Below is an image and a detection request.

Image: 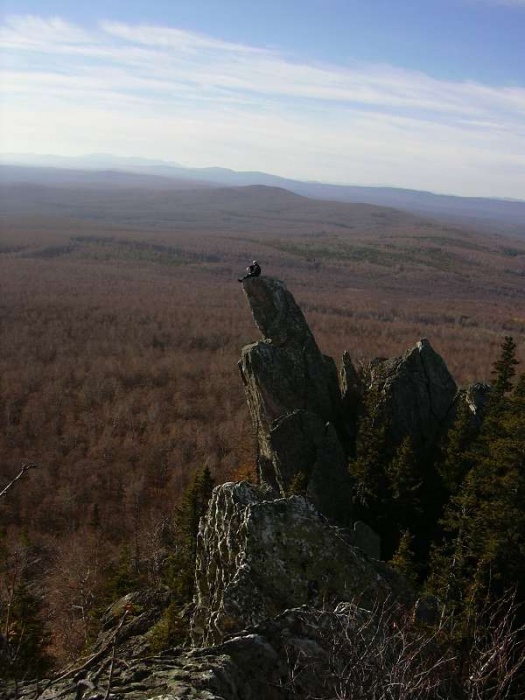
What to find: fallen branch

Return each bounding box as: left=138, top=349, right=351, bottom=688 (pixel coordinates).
left=104, top=609, right=129, bottom=700
left=0, top=464, right=38, bottom=501
left=35, top=608, right=130, bottom=699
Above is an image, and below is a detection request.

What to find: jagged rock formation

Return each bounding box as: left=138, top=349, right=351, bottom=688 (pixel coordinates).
left=368, top=338, right=458, bottom=449
left=238, top=278, right=461, bottom=519
left=238, top=276, right=351, bottom=520
left=9, top=479, right=408, bottom=700
left=464, top=381, right=491, bottom=423
left=340, top=349, right=363, bottom=442
left=191, top=482, right=402, bottom=648
left=268, top=409, right=350, bottom=520
left=10, top=277, right=485, bottom=700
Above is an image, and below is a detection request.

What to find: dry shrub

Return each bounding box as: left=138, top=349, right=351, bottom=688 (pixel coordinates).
left=285, top=595, right=525, bottom=700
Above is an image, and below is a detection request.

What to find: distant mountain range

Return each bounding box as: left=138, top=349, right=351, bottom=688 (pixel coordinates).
left=1, top=154, right=524, bottom=234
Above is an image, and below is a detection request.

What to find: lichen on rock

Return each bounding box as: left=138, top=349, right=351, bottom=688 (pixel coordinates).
left=191, top=482, right=393, bottom=647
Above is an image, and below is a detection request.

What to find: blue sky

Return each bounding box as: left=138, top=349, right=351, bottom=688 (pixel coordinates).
left=1, top=0, right=524, bottom=198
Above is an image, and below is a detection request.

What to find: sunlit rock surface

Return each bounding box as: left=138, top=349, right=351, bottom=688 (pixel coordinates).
left=6, top=605, right=405, bottom=700
left=191, top=482, right=394, bottom=648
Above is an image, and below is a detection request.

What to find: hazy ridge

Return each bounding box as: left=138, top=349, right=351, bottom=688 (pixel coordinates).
left=2, top=158, right=524, bottom=234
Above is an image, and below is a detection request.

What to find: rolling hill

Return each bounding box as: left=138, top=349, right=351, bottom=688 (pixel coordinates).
left=2, top=158, right=524, bottom=234
left=0, top=179, right=432, bottom=235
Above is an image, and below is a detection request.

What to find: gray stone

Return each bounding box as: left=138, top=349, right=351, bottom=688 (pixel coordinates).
left=9, top=605, right=419, bottom=700
left=464, top=381, right=491, bottom=420
left=239, top=339, right=340, bottom=456
left=350, top=521, right=381, bottom=560
left=369, top=339, right=457, bottom=447
left=241, top=276, right=314, bottom=347
left=238, top=277, right=348, bottom=509
left=268, top=409, right=352, bottom=523
left=191, top=482, right=393, bottom=648
left=340, top=350, right=362, bottom=442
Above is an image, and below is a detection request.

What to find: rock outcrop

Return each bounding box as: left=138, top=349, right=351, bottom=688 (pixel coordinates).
left=269, top=409, right=350, bottom=521
left=238, top=276, right=351, bottom=520
left=340, top=350, right=363, bottom=444
left=238, top=278, right=461, bottom=519
left=5, top=604, right=418, bottom=700
left=368, top=338, right=457, bottom=449
left=9, top=473, right=410, bottom=700
left=464, top=381, right=491, bottom=423
left=191, top=482, right=399, bottom=648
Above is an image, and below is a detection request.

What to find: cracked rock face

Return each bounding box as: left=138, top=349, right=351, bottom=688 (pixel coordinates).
left=238, top=277, right=351, bottom=515
left=269, top=409, right=351, bottom=522
left=369, top=339, right=457, bottom=447
left=241, top=276, right=315, bottom=347
left=191, top=482, right=393, bottom=648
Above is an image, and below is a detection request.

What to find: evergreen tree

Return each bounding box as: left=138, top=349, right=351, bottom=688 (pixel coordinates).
left=0, top=532, right=52, bottom=680
left=349, top=389, right=392, bottom=529
left=389, top=529, right=418, bottom=588
left=175, top=465, right=215, bottom=563
left=384, top=437, right=423, bottom=560
left=103, top=545, right=144, bottom=601
left=438, top=398, right=478, bottom=495
left=512, top=371, right=525, bottom=399
left=491, top=335, right=519, bottom=401
left=386, top=437, right=422, bottom=525
left=154, top=466, right=215, bottom=649
left=3, top=578, right=52, bottom=679
left=428, top=351, right=525, bottom=615
left=166, top=465, right=215, bottom=600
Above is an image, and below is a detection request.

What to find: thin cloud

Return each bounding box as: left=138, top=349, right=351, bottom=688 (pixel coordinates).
left=469, top=0, right=525, bottom=6
left=1, top=15, right=524, bottom=198
left=101, top=20, right=270, bottom=55
left=3, top=15, right=524, bottom=119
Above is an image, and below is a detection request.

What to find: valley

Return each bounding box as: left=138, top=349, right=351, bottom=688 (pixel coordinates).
left=1, top=174, right=525, bottom=666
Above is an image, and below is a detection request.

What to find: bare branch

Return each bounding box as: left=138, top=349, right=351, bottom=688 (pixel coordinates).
left=104, top=609, right=129, bottom=700
left=283, top=594, right=525, bottom=700
left=0, top=464, right=39, bottom=501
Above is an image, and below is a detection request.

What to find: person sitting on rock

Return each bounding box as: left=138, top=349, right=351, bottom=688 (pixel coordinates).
left=238, top=260, right=261, bottom=282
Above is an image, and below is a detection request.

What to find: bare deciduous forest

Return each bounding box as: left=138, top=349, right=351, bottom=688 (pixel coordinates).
left=1, top=187, right=525, bottom=666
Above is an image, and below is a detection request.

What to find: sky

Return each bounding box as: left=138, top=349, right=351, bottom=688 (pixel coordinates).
left=1, top=0, right=524, bottom=198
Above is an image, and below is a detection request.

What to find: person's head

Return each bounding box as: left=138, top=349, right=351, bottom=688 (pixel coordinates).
left=253, top=260, right=258, bottom=265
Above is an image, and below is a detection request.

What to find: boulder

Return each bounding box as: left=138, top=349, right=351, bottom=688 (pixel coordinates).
left=368, top=339, right=457, bottom=448
left=191, top=482, right=395, bottom=648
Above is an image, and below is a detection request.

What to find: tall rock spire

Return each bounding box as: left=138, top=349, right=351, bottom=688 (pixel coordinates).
left=238, top=276, right=352, bottom=522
